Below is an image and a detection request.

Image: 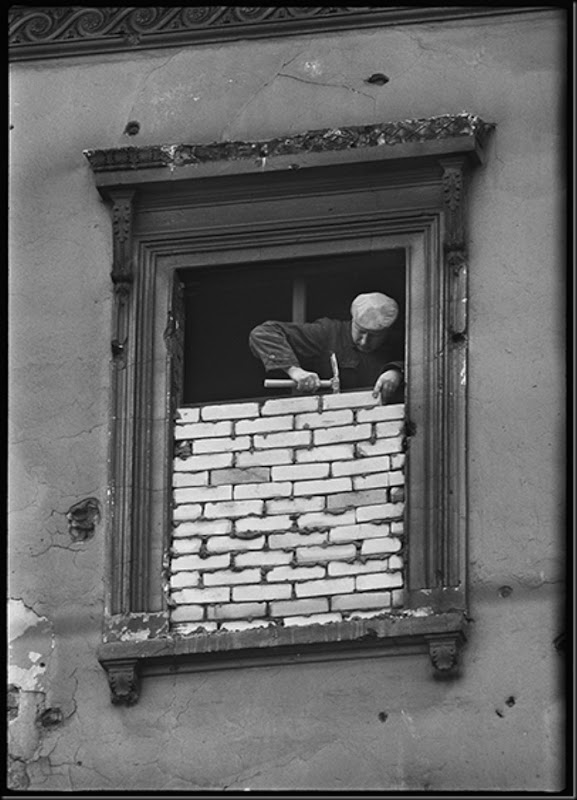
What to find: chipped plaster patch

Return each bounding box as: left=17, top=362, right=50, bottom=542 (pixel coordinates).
left=9, top=600, right=54, bottom=691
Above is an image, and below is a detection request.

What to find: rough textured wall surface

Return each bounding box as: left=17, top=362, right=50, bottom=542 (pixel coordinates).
left=9, top=10, right=565, bottom=791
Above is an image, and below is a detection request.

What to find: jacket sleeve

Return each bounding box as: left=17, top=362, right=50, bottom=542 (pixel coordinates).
left=249, top=319, right=331, bottom=372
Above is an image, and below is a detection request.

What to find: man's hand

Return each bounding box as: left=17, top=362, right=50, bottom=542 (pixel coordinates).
left=373, top=368, right=402, bottom=402
left=286, top=366, right=321, bottom=393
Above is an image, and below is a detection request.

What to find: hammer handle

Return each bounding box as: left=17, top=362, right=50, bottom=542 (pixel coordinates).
left=264, top=379, right=333, bottom=389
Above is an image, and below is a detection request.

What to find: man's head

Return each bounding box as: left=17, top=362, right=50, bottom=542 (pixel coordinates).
left=350, top=292, right=399, bottom=352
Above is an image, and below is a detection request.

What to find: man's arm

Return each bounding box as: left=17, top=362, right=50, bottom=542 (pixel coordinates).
left=249, top=319, right=330, bottom=391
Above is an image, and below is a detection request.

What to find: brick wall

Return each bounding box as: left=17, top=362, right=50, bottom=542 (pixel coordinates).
left=170, top=390, right=405, bottom=635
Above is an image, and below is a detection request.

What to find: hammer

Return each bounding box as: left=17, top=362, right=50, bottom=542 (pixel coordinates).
left=264, top=352, right=340, bottom=394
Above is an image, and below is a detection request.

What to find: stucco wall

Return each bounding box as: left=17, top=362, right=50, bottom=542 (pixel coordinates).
left=9, top=9, right=565, bottom=791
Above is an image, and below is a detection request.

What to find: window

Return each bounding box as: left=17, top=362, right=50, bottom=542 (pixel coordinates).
left=85, top=114, right=493, bottom=704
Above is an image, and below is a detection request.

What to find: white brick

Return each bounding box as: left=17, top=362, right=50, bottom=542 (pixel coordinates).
left=268, top=531, right=327, bottom=549
left=376, top=420, right=404, bottom=438
left=295, top=409, right=353, bottom=429
left=271, top=463, right=329, bottom=482
left=207, top=602, right=266, bottom=621
left=391, top=521, right=404, bottom=535
left=328, top=559, right=390, bottom=576
left=296, top=544, right=356, bottom=564
left=173, top=471, right=209, bottom=487
left=297, top=510, right=356, bottom=530
left=392, top=589, right=404, bottom=607
left=283, top=613, right=342, bottom=627
left=261, top=395, right=319, bottom=415
left=173, top=485, right=232, bottom=505
left=296, top=577, right=355, bottom=597
left=193, top=436, right=251, bottom=454
left=254, top=430, right=311, bottom=450
left=331, top=592, right=391, bottom=612
left=172, top=621, right=218, bottom=634
left=173, top=519, right=232, bottom=538
left=232, top=583, right=292, bottom=602
left=170, top=604, right=205, bottom=622
left=174, top=453, right=233, bottom=472
left=235, top=550, right=293, bottom=568
left=314, top=424, right=371, bottom=446
left=172, top=553, right=216, bottom=573
left=328, top=523, right=390, bottom=543
left=171, top=538, right=202, bottom=556
left=296, top=444, right=355, bottom=463
left=173, top=504, right=202, bottom=522
left=235, top=415, right=293, bottom=435
left=219, top=620, right=272, bottom=632
left=327, top=489, right=387, bottom=511
left=331, top=456, right=390, bottom=477
left=175, top=420, right=233, bottom=440
left=388, top=555, right=404, bottom=570
left=270, top=598, right=329, bottom=616
left=321, top=390, right=377, bottom=409
left=176, top=407, right=201, bottom=423
left=266, top=496, right=324, bottom=515
left=391, top=454, right=405, bottom=470
left=235, top=515, right=292, bottom=534
left=293, top=477, right=352, bottom=496
left=172, top=553, right=230, bottom=572
left=204, top=499, right=264, bottom=519
left=357, top=438, right=403, bottom=457
left=356, top=403, right=404, bottom=423
left=361, top=537, right=402, bottom=556
left=211, top=467, right=271, bottom=485
left=172, top=586, right=230, bottom=604
left=169, top=571, right=200, bottom=589
left=357, top=572, right=403, bottom=591
left=356, top=503, right=404, bottom=523
left=236, top=449, right=292, bottom=468
left=389, top=471, right=405, bottom=486
left=201, top=401, right=260, bottom=421
left=234, top=482, right=292, bottom=500
left=266, top=565, right=326, bottom=582
left=204, top=568, right=261, bottom=586
left=206, top=535, right=265, bottom=553
left=352, top=473, right=390, bottom=491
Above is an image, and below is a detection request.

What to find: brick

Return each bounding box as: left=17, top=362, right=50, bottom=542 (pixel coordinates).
left=353, top=473, right=390, bottom=491
left=341, top=610, right=387, bottom=621
left=331, top=592, right=392, bottom=612
left=169, top=571, right=200, bottom=589
left=296, top=577, right=355, bottom=598
left=235, top=415, right=293, bottom=436
left=268, top=531, right=327, bottom=550
left=266, top=565, right=326, bottom=582
left=361, top=537, right=402, bottom=556
left=173, top=485, right=232, bottom=505
left=391, top=589, right=404, bottom=607
left=170, top=604, right=205, bottom=623
left=270, top=598, right=329, bottom=616
left=193, top=436, right=251, bottom=454
left=389, top=470, right=405, bottom=486
left=321, top=390, right=377, bottom=410
left=296, top=544, right=356, bottom=564
left=176, top=407, right=201, bottom=423
left=357, top=572, right=403, bottom=591
left=296, top=444, right=354, bottom=463
left=219, top=620, right=272, bottom=632
left=314, top=424, right=371, bottom=446
left=232, top=583, right=292, bottom=602
left=172, top=586, right=230, bottom=604
left=391, top=521, right=404, bottom=535
left=172, top=553, right=230, bottom=572
left=172, top=621, right=218, bottom=634
left=266, top=496, right=325, bottom=515
left=235, top=550, right=293, bottom=568
left=207, top=602, right=267, bottom=621
left=211, top=467, right=271, bottom=485
left=357, top=438, right=403, bottom=457
left=391, top=454, right=405, bottom=470
left=261, top=395, right=319, bottom=415
left=173, top=519, right=232, bottom=538
left=356, top=403, right=404, bottom=423
left=388, top=555, right=404, bottom=570
left=253, top=430, right=311, bottom=450
left=283, top=613, right=342, bottom=627
left=204, top=568, right=261, bottom=586
left=173, top=504, right=202, bottom=522
left=236, top=449, right=292, bottom=468
left=206, top=535, right=265, bottom=553
left=331, top=456, right=390, bottom=477
left=173, top=471, right=209, bottom=487
left=233, top=482, right=292, bottom=500
left=174, top=453, right=233, bottom=472
left=293, top=477, right=352, bottom=497
left=271, top=463, right=329, bottom=482
left=201, top=401, right=260, bottom=421
left=375, top=421, right=404, bottom=438
left=327, top=489, right=387, bottom=511
left=356, top=503, right=404, bottom=523
left=297, top=510, right=356, bottom=530
left=390, top=487, right=405, bottom=503
left=175, top=420, right=233, bottom=440
left=171, top=538, right=202, bottom=556
left=204, top=499, right=264, bottom=519
left=328, top=522, right=390, bottom=543
left=236, top=515, right=292, bottom=535
left=295, top=409, right=353, bottom=429
left=328, top=559, right=390, bottom=576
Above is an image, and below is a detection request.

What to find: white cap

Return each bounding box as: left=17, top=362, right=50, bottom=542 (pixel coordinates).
left=350, top=292, right=399, bottom=331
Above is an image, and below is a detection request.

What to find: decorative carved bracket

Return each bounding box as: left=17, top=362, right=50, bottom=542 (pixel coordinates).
left=105, top=659, right=140, bottom=705
left=425, top=631, right=467, bottom=678
left=110, top=189, right=135, bottom=295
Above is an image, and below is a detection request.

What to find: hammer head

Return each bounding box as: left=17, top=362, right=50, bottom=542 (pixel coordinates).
left=330, top=352, right=340, bottom=393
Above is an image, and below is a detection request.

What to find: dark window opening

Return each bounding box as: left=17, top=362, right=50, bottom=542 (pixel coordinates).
left=180, top=250, right=406, bottom=405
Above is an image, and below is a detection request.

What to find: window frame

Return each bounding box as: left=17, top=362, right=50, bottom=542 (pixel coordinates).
left=86, top=115, right=492, bottom=704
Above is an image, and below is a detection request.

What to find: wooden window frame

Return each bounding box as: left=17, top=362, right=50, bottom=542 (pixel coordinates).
left=85, top=114, right=493, bottom=705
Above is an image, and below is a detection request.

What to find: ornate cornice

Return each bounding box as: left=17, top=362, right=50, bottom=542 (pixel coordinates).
left=84, top=113, right=495, bottom=175
left=9, top=6, right=549, bottom=62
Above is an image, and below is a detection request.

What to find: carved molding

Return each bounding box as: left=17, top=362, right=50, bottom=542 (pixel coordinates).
left=110, top=190, right=135, bottom=292
left=106, top=659, right=140, bottom=705
left=426, top=632, right=467, bottom=677
left=9, top=7, right=544, bottom=62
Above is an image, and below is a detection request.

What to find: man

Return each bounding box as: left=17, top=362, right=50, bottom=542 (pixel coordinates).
left=249, top=292, right=404, bottom=402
